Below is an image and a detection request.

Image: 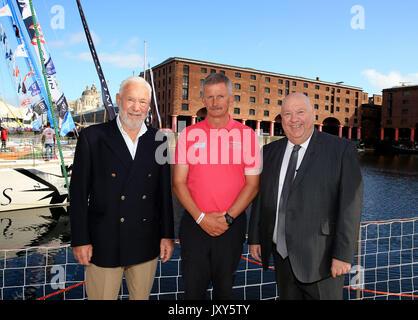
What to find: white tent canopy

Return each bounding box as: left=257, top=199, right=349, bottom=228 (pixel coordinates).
left=0, top=100, right=29, bottom=128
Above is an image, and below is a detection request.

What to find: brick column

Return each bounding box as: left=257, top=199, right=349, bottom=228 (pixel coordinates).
left=338, top=125, right=343, bottom=138
left=411, top=128, right=415, bottom=142
left=241, top=119, right=246, bottom=125
left=395, top=128, right=399, bottom=141
left=256, top=120, right=261, bottom=135
left=380, top=128, right=385, bottom=141
left=191, top=115, right=197, bottom=125
left=172, top=115, right=178, bottom=133
left=357, top=127, right=362, bottom=140
left=318, top=124, right=323, bottom=132
left=348, top=127, right=352, bottom=140
left=270, top=121, right=274, bottom=136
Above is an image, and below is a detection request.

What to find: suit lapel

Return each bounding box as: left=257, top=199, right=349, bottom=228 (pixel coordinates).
left=271, top=138, right=287, bottom=208
left=292, top=129, right=320, bottom=190
left=104, top=119, right=133, bottom=170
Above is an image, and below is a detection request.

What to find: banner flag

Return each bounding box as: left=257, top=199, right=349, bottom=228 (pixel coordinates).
left=76, top=0, right=116, bottom=121
left=28, top=80, right=40, bottom=96
left=13, top=43, right=28, bottom=57
left=32, top=98, right=47, bottom=114
left=32, top=112, right=42, bottom=130
left=7, top=0, right=51, bottom=122
left=60, top=109, right=75, bottom=137
left=15, top=0, right=75, bottom=135
left=56, top=93, right=70, bottom=119
left=44, top=57, right=55, bottom=75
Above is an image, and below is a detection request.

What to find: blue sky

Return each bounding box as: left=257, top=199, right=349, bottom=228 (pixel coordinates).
left=1, top=0, right=418, bottom=105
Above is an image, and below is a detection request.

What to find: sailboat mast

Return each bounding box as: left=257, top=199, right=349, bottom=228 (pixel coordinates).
left=144, top=40, right=146, bottom=81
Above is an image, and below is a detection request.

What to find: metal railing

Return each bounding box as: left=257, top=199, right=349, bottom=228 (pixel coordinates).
left=1, top=217, right=417, bottom=300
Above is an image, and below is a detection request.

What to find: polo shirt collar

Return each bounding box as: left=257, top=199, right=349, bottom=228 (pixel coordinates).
left=203, top=115, right=235, bottom=131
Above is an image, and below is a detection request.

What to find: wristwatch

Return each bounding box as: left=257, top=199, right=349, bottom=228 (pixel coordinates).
left=225, top=212, right=234, bottom=226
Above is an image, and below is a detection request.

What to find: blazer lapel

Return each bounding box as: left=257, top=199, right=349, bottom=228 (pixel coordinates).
left=104, top=119, right=133, bottom=170
left=125, top=126, right=154, bottom=185
left=292, top=129, right=320, bottom=190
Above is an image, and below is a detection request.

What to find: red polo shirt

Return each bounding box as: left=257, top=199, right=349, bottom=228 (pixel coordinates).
left=175, top=116, right=260, bottom=213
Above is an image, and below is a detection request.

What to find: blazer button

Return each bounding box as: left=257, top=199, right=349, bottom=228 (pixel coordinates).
left=142, top=195, right=147, bottom=200
left=120, top=217, right=125, bottom=223
left=121, top=195, right=126, bottom=201
left=147, top=173, right=152, bottom=178
left=111, top=173, right=116, bottom=178
left=142, top=218, right=147, bottom=222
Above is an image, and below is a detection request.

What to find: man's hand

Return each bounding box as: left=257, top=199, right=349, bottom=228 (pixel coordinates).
left=199, top=212, right=229, bottom=237
left=249, top=244, right=262, bottom=262
left=160, top=238, right=174, bottom=263
left=73, top=244, right=93, bottom=266
left=331, top=258, right=351, bottom=278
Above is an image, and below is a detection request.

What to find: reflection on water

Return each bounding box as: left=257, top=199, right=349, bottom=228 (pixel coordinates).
left=359, top=153, right=418, bottom=222
left=0, top=206, right=70, bottom=251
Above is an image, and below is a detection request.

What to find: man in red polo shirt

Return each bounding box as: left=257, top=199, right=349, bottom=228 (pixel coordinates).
left=173, top=72, right=261, bottom=300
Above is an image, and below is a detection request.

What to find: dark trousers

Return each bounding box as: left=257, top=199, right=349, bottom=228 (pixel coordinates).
left=179, top=211, right=246, bottom=300
left=272, top=247, right=345, bottom=300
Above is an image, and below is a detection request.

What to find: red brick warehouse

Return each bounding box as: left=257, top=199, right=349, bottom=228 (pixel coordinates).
left=145, top=57, right=371, bottom=139
left=381, top=85, right=418, bottom=142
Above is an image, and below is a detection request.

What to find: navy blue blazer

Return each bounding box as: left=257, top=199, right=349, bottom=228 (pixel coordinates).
left=69, top=119, right=174, bottom=267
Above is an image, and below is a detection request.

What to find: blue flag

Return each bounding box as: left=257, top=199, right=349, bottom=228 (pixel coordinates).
left=32, top=115, right=42, bottom=131
left=28, top=81, right=41, bottom=96
left=45, top=57, right=56, bottom=76
left=60, top=109, right=75, bottom=137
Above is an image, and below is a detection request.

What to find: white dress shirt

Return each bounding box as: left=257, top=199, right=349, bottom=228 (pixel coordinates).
left=116, top=115, right=147, bottom=160
left=272, top=131, right=313, bottom=244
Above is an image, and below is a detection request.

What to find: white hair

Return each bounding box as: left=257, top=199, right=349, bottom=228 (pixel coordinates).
left=119, top=76, right=152, bottom=100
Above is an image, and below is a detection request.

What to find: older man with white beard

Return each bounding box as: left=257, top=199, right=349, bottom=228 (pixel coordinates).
left=70, top=76, right=174, bottom=300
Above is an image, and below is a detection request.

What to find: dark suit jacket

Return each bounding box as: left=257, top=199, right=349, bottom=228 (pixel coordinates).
left=248, top=130, right=363, bottom=283
left=69, top=119, right=174, bottom=268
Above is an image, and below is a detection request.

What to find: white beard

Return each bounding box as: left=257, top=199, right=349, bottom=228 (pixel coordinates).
left=120, top=112, right=144, bottom=130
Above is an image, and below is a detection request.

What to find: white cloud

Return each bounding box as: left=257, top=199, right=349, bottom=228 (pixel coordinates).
left=69, top=31, right=100, bottom=45
left=362, top=69, right=418, bottom=91
left=49, top=31, right=100, bottom=49
left=67, top=51, right=144, bottom=69
left=99, top=52, right=144, bottom=68
left=125, top=37, right=140, bottom=49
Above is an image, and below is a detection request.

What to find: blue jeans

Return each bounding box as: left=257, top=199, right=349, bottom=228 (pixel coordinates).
left=45, top=143, right=54, bottom=160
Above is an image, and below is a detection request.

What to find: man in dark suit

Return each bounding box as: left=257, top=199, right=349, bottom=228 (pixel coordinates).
left=249, top=92, right=363, bottom=300
left=70, top=76, right=174, bottom=300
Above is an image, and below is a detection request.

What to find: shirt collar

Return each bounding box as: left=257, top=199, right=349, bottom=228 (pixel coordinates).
left=203, top=115, right=235, bottom=131
left=116, top=114, right=147, bottom=141
left=287, top=129, right=314, bottom=150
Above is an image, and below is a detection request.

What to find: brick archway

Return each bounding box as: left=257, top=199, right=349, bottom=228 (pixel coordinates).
left=196, top=108, right=207, bottom=121
left=323, top=117, right=340, bottom=136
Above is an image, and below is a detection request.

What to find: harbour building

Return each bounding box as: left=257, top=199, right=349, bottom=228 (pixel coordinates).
left=381, top=85, right=418, bottom=142
left=145, top=57, right=370, bottom=139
